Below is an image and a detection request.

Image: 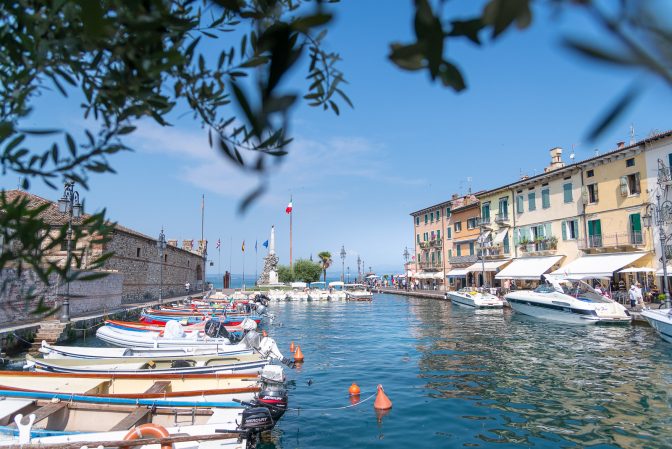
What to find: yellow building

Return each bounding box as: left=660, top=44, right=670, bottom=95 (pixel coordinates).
left=410, top=201, right=450, bottom=289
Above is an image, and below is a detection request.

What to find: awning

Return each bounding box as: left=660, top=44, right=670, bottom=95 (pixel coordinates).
left=446, top=268, right=468, bottom=277
left=549, top=252, right=648, bottom=280
left=619, top=267, right=655, bottom=273
left=495, top=255, right=564, bottom=280
left=415, top=272, right=443, bottom=279
left=466, top=260, right=510, bottom=272
left=476, top=230, right=491, bottom=244
left=493, top=229, right=508, bottom=245
left=655, top=266, right=672, bottom=276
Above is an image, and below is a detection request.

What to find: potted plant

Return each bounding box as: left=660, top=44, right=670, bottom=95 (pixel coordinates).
left=548, top=236, right=558, bottom=250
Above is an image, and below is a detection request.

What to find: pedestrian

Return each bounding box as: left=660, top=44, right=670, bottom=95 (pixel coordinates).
left=510, top=280, right=517, bottom=291
left=636, top=282, right=644, bottom=307
left=629, top=284, right=638, bottom=309
left=503, top=279, right=511, bottom=294
left=185, top=281, right=190, bottom=293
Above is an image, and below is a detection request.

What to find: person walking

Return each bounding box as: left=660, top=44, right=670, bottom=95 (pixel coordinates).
left=629, top=284, right=639, bottom=309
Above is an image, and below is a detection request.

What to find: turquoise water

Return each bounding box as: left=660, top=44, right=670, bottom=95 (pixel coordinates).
left=259, top=293, right=672, bottom=449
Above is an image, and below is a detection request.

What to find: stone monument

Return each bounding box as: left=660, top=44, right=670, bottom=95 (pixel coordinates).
left=258, top=225, right=280, bottom=285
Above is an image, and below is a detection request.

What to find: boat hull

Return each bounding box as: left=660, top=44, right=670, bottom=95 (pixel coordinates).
left=506, top=296, right=631, bottom=325
left=641, top=308, right=672, bottom=343
left=448, top=291, right=503, bottom=308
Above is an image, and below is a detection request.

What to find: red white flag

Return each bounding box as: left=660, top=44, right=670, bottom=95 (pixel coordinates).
left=285, top=200, right=293, bottom=214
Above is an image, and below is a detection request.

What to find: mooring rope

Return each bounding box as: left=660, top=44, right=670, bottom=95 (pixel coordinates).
left=286, top=391, right=376, bottom=412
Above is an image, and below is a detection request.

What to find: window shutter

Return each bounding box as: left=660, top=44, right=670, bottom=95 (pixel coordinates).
left=561, top=221, right=567, bottom=240
left=544, top=223, right=552, bottom=238
left=574, top=219, right=580, bottom=239
left=635, top=172, right=641, bottom=194
left=620, top=176, right=628, bottom=196
left=594, top=184, right=599, bottom=202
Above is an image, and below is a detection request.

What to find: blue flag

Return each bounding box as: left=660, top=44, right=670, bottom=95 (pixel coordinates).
left=263, top=240, right=269, bottom=248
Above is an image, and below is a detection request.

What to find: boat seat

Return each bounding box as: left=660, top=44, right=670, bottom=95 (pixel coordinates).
left=143, top=381, right=171, bottom=394
left=109, top=407, right=153, bottom=431
left=9, top=402, right=67, bottom=427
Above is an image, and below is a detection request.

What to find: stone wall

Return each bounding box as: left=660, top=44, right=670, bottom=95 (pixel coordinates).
left=0, top=269, right=123, bottom=325
left=103, top=230, right=204, bottom=303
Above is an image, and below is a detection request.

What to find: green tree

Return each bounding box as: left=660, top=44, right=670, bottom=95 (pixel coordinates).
left=292, top=259, right=322, bottom=283
left=317, top=251, right=332, bottom=283
left=277, top=265, right=294, bottom=283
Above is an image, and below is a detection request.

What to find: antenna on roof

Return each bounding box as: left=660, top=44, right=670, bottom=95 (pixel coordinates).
left=594, top=148, right=600, bottom=157
left=630, top=124, right=635, bottom=145
left=570, top=144, right=576, bottom=163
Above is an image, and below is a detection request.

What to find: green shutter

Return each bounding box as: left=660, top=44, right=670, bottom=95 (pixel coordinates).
left=561, top=221, right=567, bottom=240
left=544, top=223, right=552, bottom=238
left=573, top=219, right=579, bottom=239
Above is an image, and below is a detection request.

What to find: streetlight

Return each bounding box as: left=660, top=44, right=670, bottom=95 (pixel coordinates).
left=643, top=193, right=672, bottom=308
left=340, top=245, right=346, bottom=282
left=357, top=256, right=361, bottom=282
left=403, top=247, right=410, bottom=291
left=57, top=182, right=82, bottom=323
left=157, top=228, right=167, bottom=304
left=347, top=266, right=350, bottom=283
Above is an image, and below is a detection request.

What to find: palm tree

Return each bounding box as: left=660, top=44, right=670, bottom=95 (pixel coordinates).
left=317, top=251, right=332, bottom=283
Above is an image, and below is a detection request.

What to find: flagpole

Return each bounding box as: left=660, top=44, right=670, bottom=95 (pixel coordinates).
left=201, top=194, right=205, bottom=295
left=290, top=195, right=293, bottom=271
left=242, top=242, right=246, bottom=291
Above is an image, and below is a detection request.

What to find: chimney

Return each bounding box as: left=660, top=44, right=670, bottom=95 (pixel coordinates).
left=617, top=141, right=625, bottom=149
left=451, top=193, right=458, bottom=200
left=544, top=147, right=565, bottom=173
left=167, top=239, right=178, bottom=247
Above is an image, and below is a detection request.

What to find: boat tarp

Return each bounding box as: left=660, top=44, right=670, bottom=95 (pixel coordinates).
left=446, top=268, right=468, bottom=277
left=549, top=252, right=647, bottom=280
left=495, top=255, right=564, bottom=280
left=466, top=260, right=510, bottom=273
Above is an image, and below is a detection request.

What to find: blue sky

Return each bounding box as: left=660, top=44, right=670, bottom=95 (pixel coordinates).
left=6, top=1, right=672, bottom=277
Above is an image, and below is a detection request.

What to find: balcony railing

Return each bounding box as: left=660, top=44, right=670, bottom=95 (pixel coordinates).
left=419, top=239, right=442, bottom=249
left=480, top=217, right=491, bottom=226
left=495, top=213, right=509, bottom=224
left=578, top=232, right=646, bottom=250
left=418, top=261, right=443, bottom=270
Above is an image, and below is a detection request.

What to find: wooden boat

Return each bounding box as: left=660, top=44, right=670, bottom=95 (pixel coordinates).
left=105, top=319, right=243, bottom=335
left=0, top=371, right=263, bottom=403
left=38, top=341, right=251, bottom=360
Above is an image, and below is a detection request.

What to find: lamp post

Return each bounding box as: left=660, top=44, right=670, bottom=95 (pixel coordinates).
left=357, top=256, right=361, bottom=283
left=58, top=182, right=82, bottom=323
left=347, top=266, right=350, bottom=283
left=403, top=247, right=410, bottom=291
left=340, top=245, right=346, bottom=282
left=643, top=193, right=672, bottom=309
left=157, top=228, right=167, bottom=304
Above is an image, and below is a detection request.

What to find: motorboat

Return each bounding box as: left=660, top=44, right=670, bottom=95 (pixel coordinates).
left=328, top=281, right=347, bottom=301
left=344, top=284, right=373, bottom=301
left=641, top=308, right=672, bottom=343
left=38, top=341, right=250, bottom=360
left=505, top=276, right=631, bottom=324
left=307, top=282, right=329, bottom=301
left=286, top=283, right=308, bottom=301
left=267, top=288, right=288, bottom=301
left=448, top=288, right=504, bottom=308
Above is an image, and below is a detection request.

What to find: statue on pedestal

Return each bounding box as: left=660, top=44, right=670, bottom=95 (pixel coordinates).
left=258, top=225, right=280, bottom=285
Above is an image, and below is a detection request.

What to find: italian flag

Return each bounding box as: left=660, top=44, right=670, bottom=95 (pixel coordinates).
left=285, top=200, right=293, bottom=214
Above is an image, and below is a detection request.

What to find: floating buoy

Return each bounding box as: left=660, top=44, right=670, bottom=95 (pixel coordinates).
left=348, top=383, right=361, bottom=396
left=294, top=345, right=304, bottom=363
left=350, top=394, right=361, bottom=406
left=373, top=384, right=392, bottom=410
left=290, top=341, right=295, bottom=352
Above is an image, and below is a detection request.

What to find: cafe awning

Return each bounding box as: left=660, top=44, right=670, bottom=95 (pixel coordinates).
left=446, top=268, right=468, bottom=277
left=549, top=252, right=648, bottom=280
left=466, top=259, right=510, bottom=272
left=495, top=255, right=564, bottom=280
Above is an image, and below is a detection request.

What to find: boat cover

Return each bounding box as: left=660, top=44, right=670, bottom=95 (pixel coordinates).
left=495, top=255, right=564, bottom=280
left=549, top=252, right=647, bottom=279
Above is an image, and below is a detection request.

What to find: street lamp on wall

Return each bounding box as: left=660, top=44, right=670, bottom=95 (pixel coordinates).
left=157, top=228, right=167, bottom=304
left=644, top=193, right=672, bottom=309
left=340, top=245, right=346, bottom=282
left=58, top=182, right=82, bottom=323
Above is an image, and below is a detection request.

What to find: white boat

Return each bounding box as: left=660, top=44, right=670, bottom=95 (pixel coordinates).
left=308, top=282, right=329, bottom=301
left=505, top=277, right=631, bottom=324
left=448, top=288, right=504, bottom=308
left=344, top=284, right=373, bottom=301
left=267, top=289, right=288, bottom=301
left=641, top=308, right=672, bottom=343
left=286, top=282, right=308, bottom=301
left=328, top=281, right=347, bottom=301
left=38, top=341, right=249, bottom=360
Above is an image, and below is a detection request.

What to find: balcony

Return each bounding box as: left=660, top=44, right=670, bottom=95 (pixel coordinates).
left=419, top=239, right=442, bottom=250
left=477, top=246, right=509, bottom=259
left=578, top=232, right=646, bottom=251
left=495, top=213, right=510, bottom=225
left=448, top=254, right=478, bottom=265
left=480, top=217, right=491, bottom=226
left=518, top=237, right=558, bottom=256
left=418, top=261, right=443, bottom=270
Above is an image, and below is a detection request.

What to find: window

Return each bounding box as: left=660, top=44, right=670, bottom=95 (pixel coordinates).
left=437, top=252, right=442, bottom=263
left=588, top=219, right=602, bottom=247
left=467, top=218, right=477, bottom=229
left=431, top=252, right=435, bottom=263
left=481, top=202, right=490, bottom=221
left=418, top=253, right=421, bottom=262
left=454, top=221, right=462, bottom=232
left=528, top=192, right=536, bottom=211
left=586, top=169, right=594, bottom=178
left=415, top=217, right=419, bottom=226
left=424, top=214, right=428, bottom=224
left=503, top=234, right=510, bottom=254
left=430, top=212, right=434, bottom=222
left=620, top=173, right=641, bottom=196
left=456, top=245, right=462, bottom=256
left=541, top=188, right=550, bottom=209
left=516, top=195, right=524, bottom=214
left=423, top=232, right=428, bottom=241
left=587, top=183, right=598, bottom=203
left=164, top=254, right=168, bottom=263
left=626, top=158, right=635, bottom=167
left=562, top=219, right=579, bottom=240
left=436, top=209, right=441, bottom=220
left=417, top=234, right=420, bottom=243
left=469, top=242, right=474, bottom=255
left=436, top=230, right=441, bottom=240
left=563, top=183, right=573, bottom=203
left=188, top=260, right=190, bottom=267
left=448, top=249, right=452, bottom=258
left=630, top=213, right=643, bottom=244
left=425, top=253, right=429, bottom=262
left=136, top=247, right=141, bottom=257
left=446, top=207, right=451, bottom=217
left=498, top=198, right=508, bottom=218
left=446, top=227, right=452, bottom=239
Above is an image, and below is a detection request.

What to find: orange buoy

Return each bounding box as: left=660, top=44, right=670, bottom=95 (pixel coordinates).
left=348, top=383, right=361, bottom=396
left=294, top=345, right=304, bottom=362
left=373, top=384, right=392, bottom=410
left=349, top=394, right=361, bottom=406
left=290, top=341, right=295, bottom=352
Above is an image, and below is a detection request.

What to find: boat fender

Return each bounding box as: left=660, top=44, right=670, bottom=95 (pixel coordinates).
left=14, top=414, right=36, bottom=444
left=122, top=423, right=171, bottom=449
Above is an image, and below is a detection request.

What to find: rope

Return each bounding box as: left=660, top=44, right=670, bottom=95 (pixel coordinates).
left=286, top=391, right=376, bottom=412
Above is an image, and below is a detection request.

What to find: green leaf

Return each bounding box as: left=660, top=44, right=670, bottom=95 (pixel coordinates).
left=563, top=39, right=637, bottom=67
left=587, top=85, right=639, bottom=142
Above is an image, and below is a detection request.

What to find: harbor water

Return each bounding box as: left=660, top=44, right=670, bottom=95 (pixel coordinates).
left=258, top=293, right=672, bottom=449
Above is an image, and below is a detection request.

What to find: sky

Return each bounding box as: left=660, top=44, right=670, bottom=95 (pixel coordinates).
left=5, top=1, right=672, bottom=277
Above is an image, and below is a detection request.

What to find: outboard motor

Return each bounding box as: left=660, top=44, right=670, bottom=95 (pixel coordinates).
left=204, top=320, right=231, bottom=339
left=255, top=304, right=267, bottom=316
left=238, top=406, right=275, bottom=432
left=255, top=384, right=288, bottom=421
